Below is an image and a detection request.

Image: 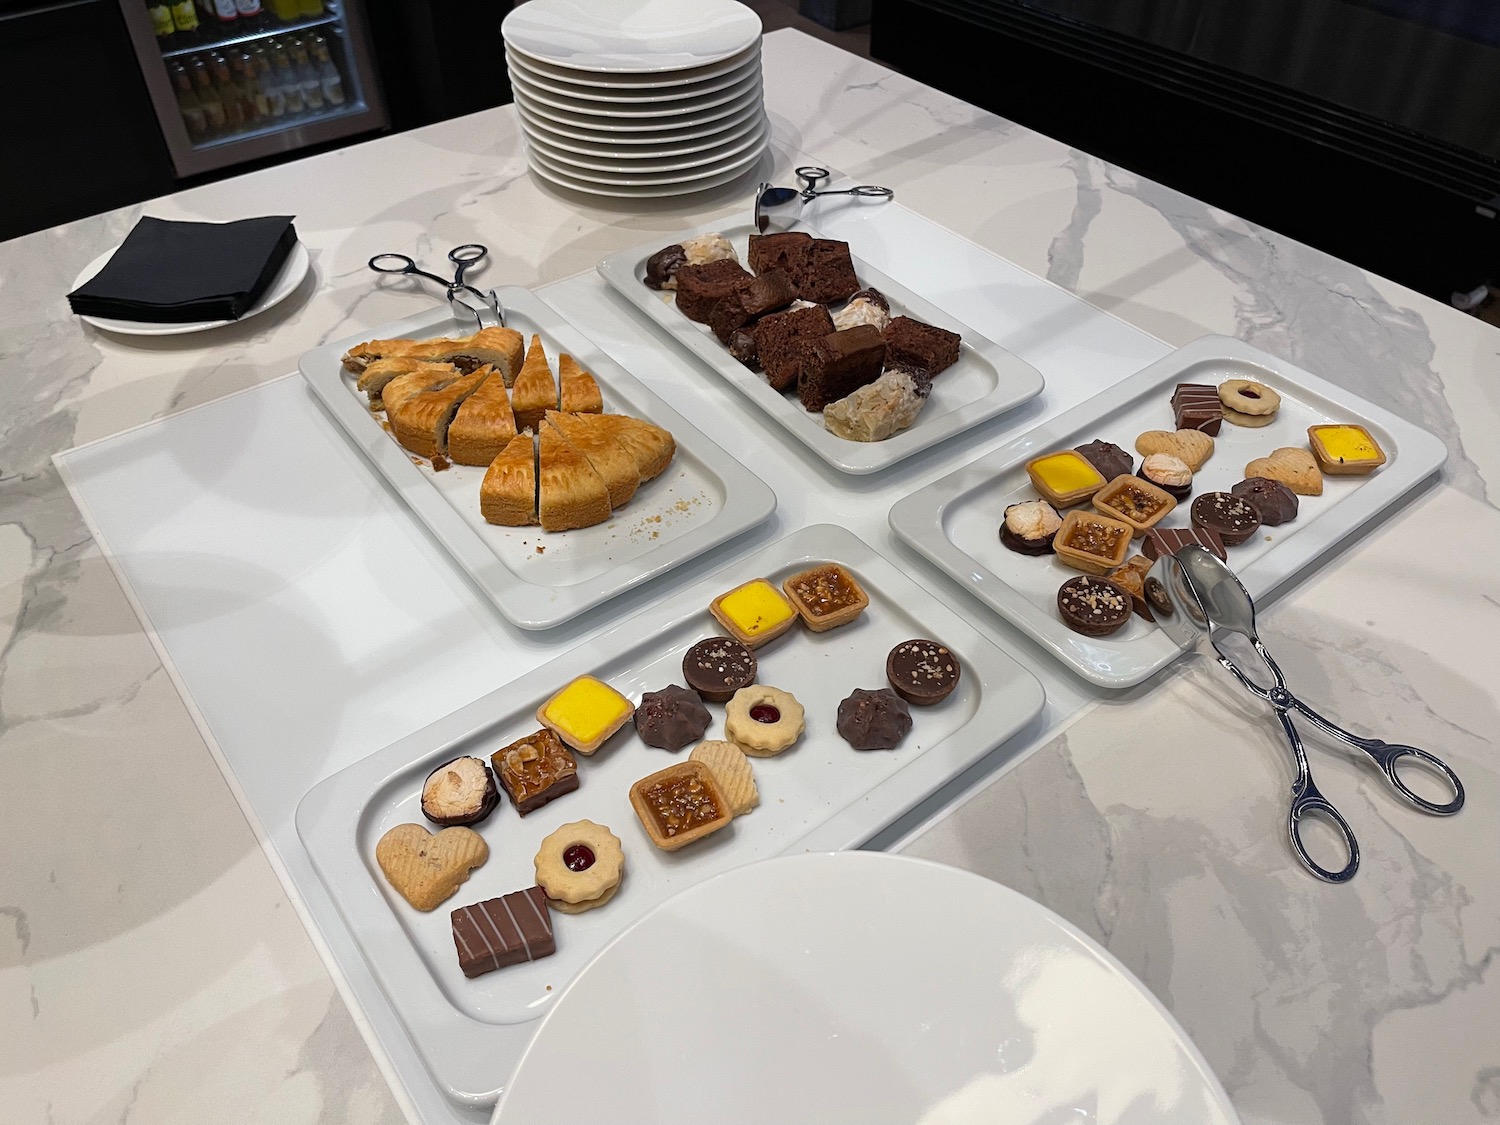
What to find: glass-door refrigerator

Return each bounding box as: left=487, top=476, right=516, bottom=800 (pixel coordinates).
left=119, top=0, right=386, bottom=177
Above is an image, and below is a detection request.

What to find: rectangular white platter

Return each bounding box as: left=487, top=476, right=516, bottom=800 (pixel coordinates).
left=299, top=287, right=776, bottom=630
left=294, top=523, right=1046, bottom=1109
left=596, top=220, right=1045, bottom=474
left=889, top=335, right=1448, bottom=688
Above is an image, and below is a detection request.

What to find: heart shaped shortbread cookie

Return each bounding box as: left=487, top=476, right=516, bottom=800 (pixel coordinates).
left=376, top=823, right=488, bottom=911
left=1245, top=447, right=1323, bottom=496
left=1135, top=429, right=1214, bottom=471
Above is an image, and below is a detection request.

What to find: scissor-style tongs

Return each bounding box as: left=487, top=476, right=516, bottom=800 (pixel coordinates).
left=1147, top=546, right=1464, bottom=883
left=754, top=166, right=894, bottom=232
left=368, top=243, right=506, bottom=330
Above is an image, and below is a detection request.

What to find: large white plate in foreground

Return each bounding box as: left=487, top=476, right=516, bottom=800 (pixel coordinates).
left=495, top=851, right=1239, bottom=1125
left=298, top=288, right=775, bottom=630
left=295, top=524, right=1047, bottom=1108
left=890, top=336, right=1447, bottom=687
left=70, top=239, right=310, bottom=336
left=598, top=221, right=1046, bottom=474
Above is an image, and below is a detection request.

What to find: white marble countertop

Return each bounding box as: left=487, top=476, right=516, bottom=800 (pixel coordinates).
left=4, top=28, right=1497, bottom=1125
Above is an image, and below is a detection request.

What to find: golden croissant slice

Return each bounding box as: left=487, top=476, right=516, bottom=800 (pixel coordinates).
left=544, top=410, right=640, bottom=510
left=511, top=334, right=559, bottom=435
left=379, top=362, right=464, bottom=417
left=558, top=354, right=603, bottom=415
left=388, top=368, right=490, bottom=459
left=342, top=327, right=525, bottom=382
left=480, top=433, right=538, bottom=526
left=448, top=367, right=517, bottom=467
left=356, top=356, right=447, bottom=407
left=538, top=426, right=612, bottom=532
left=573, top=412, right=676, bottom=481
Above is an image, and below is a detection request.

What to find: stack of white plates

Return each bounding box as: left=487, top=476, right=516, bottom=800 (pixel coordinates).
left=501, top=0, right=767, bottom=198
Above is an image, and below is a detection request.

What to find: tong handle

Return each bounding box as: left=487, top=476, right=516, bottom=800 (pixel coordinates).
left=1288, top=770, right=1361, bottom=884
left=1288, top=701, right=1465, bottom=815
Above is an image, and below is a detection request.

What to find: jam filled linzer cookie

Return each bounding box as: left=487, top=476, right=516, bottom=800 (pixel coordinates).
left=1231, top=477, right=1298, bottom=525
left=451, top=887, right=555, bottom=977
left=724, top=685, right=806, bottom=757
left=689, top=740, right=759, bottom=816
left=634, top=684, right=712, bottom=751
left=491, top=729, right=579, bottom=816
left=536, top=675, right=635, bottom=755
left=630, top=760, right=733, bottom=851
left=1000, top=500, right=1062, bottom=555
left=1057, top=575, right=1132, bottom=637
left=709, top=578, right=799, bottom=648
left=1191, top=491, right=1262, bottom=547
left=886, top=639, right=961, bottom=706
left=781, top=564, right=869, bottom=632
left=682, top=636, right=758, bottom=703
left=1218, top=379, right=1281, bottom=427
left=534, top=820, right=625, bottom=914
left=836, top=688, right=913, bottom=751
left=420, top=756, right=500, bottom=826
left=376, top=823, right=488, bottom=912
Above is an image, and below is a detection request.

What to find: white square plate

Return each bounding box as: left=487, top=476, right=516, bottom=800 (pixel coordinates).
left=294, top=524, right=1046, bottom=1107
left=889, top=336, right=1447, bottom=688
left=596, top=221, right=1045, bottom=474
left=298, top=287, right=776, bottom=630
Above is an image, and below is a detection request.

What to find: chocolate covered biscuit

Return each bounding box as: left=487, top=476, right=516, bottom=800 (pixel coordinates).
left=450, top=887, right=555, bottom=977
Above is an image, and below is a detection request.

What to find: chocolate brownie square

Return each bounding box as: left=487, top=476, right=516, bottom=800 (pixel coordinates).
left=748, top=231, right=812, bottom=277
left=882, top=316, right=961, bottom=379
left=708, top=270, right=798, bottom=343
left=674, top=259, right=752, bottom=323
left=798, top=325, right=886, bottom=411
left=793, top=240, right=861, bottom=304
left=753, top=304, right=835, bottom=390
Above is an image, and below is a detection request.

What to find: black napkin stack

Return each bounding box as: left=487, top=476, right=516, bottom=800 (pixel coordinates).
left=67, top=215, right=298, bottom=323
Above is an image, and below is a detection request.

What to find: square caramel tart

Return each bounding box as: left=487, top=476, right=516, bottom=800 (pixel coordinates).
left=629, top=760, right=733, bottom=851
left=1052, top=510, right=1134, bottom=575
left=450, top=886, right=555, bottom=978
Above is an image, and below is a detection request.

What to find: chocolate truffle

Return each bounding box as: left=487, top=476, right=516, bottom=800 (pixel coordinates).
left=1191, top=491, right=1262, bottom=547
left=886, top=639, right=961, bottom=706
left=836, top=688, right=913, bottom=750
left=1231, top=476, right=1299, bottom=525
left=644, top=244, right=687, bottom=290
left=634, top=684, right=713, bottom=751
left=682, top=636, right=758, bottom=703
left=1074, top=440, right=1134, bottom=482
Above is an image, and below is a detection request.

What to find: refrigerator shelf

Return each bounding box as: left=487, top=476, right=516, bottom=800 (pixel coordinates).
left=159, top=13, right=342, bottom=61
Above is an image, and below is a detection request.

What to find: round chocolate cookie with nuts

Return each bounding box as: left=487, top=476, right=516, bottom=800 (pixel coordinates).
left=1191, top=491, right=1262, bottom=547
left=885, top=639, right=961, bottom=706
left=682, top=636, right=758, bottom=704
left=1057, top=575, right=1133, bottom=637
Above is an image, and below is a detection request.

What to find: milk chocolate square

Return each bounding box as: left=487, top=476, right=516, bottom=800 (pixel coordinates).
left=451, top=887, right=555, bottom=978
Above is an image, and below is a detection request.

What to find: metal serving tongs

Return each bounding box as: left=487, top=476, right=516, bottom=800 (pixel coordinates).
left=368, top=242, right=507, bottom=331
left=754, top=166, right=894, bottom=232
left=1146, top=546, right=1465, bottom=883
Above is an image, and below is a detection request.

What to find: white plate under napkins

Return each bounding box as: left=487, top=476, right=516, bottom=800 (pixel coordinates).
left=70, top=240, right=310, bottom=337
left=493, top=851, right=1240, bottom=1125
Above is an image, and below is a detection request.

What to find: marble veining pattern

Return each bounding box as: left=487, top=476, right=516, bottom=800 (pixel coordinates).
left=2, top=27, right=1497, bottom=1125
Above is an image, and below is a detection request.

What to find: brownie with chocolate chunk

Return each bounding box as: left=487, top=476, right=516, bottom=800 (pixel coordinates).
left=674, top=259, right=752, bottom=323
left=754, top=304, right=835, bottom=390
left=708, top=270, right=798, bottom=343
left=747, top=231, right=812, bottom=276
left=798, top=325, right=886, bottom=411
left=882, top=316, right=961, bottom=379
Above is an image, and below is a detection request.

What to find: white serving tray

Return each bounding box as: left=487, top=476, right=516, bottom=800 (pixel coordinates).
left=294, top=523, right=1046, bottom=1108
left=889, top=335, right=1448, bottom=688
left=299, top=288, right=775, bottom=630
left=596, top=221, right=1045, bottom=474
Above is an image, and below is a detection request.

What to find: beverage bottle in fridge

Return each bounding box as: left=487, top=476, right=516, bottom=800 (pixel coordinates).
left=233, top=51, right=270, bottom=123
left=287, top=36, right=325, bottom=112
left=171, top=0, right=199, bottom=34
left=299, top=0, right=324, bottom=16
left=169, top=61, right=210, bottom=140
left=212, top=0, right=238, bottom=24
left=209, top=52, right=248, bottom=130
left=189, top=54, right=227, bottom=133
left=308, top=34, right=346, bottom=107
left=235, top=0, right=263, bottom=30
left=249, top=45, right=286, bottom=118
left=268, top=39, right=307, bottom=115
left=269, top=0, right=299, bottom=21
left=149, top=1, right=175, bottom=40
